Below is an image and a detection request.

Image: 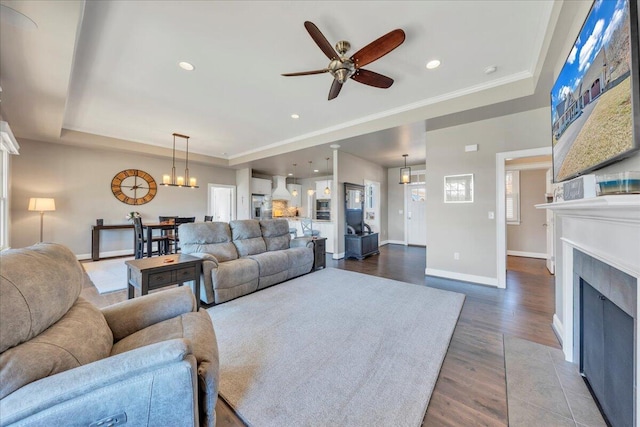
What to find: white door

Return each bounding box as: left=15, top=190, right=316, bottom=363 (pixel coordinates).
left=545, top=169, right=555, bottom=274
left=406, top=184, right=426, bottom=246
left=209, top=185, right=236, bottom=222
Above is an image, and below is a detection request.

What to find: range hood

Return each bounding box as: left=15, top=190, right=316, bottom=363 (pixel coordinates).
left=271, top=175, right=292, bottom=201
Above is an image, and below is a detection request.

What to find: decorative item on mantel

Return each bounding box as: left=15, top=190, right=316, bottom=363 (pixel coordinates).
left=162, top=133, right=198, bottom=188
left=562, top=174, right=597, bottom=201
left=399, top=154, right=411, bottom=184
left=596, top=171, right=640, bottom=196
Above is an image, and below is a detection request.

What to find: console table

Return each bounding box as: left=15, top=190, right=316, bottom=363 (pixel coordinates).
left=91, top=224, right=134, bottom=261
left=125, top=254, right=202, bottom=309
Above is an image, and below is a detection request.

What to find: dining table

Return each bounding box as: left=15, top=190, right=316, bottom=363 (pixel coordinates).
left=142, top=222, right=176, bottom=257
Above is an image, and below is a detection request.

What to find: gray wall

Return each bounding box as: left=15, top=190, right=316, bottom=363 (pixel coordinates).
left=12, top=139, right=236, bottom=258
left=507, top=169, right=547, bottom=255
left=425, top=106, right=550, bottom=281
left=336, top=151, right=387, bottom=256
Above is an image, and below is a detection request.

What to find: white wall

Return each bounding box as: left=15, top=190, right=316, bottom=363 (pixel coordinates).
left=425, top=107, right=550, bottom=284
left=12, top=139, right=236, bottom=257
left=507, top=169, right=548, bottom=256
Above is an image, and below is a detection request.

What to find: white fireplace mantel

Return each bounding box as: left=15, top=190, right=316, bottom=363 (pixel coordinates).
left=537, top=194, right=640, bottom=279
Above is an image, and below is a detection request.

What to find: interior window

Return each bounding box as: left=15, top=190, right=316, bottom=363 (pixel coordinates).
left=506, top=170, right=520, bottom=224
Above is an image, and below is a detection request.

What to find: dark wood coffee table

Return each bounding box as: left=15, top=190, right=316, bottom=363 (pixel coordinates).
left=125, top=254, right=202, bottom=309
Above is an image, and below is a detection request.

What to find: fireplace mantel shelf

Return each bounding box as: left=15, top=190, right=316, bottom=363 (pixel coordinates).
left=536, top=194, right=640, bottom=223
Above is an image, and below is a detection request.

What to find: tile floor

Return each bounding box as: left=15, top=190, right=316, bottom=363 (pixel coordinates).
left=504, top=336, right=607, bottom=427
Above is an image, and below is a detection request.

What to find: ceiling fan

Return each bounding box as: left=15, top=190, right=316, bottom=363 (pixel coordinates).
left=282, top=21, right=406, bottom=100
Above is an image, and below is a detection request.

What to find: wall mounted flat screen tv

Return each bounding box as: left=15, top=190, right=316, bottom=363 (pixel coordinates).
left=551, top=0, right=640, bottom=183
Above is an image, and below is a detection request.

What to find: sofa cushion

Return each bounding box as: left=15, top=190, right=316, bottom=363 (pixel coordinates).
left=211, top=258, right=259, bottom=290
left=111, top=310, right=219, bottom=426
left=180, top=222, right=238, bottom=262
left=284, top=247, right=315, bottom=280
left=0, top=297, right=113, bottom=399
left=247, top=251, right=289, bottom=277
left=259, top=219, right=291, bottom=251
left=0, top=243, right=85, bottom=353
left=230, top=220, right=266, bottom=256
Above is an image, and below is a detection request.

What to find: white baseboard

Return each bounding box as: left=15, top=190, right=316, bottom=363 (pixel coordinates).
left=552, top=314, right=564, bottom=345
left=425, top=268, right=499, bottom=287
left=76, top=249, right=134, bottom=261
left=385, top=240, right=406, bottom=245
left=332, top=252, right=345, bottom=260
left=507, top=250, right=547, bottom=259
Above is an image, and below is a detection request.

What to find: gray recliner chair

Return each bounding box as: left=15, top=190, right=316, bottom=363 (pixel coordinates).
left=0, top=243, right=219, bottom=427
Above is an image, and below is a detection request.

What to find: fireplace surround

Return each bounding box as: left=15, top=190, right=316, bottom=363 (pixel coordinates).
left=538, top=194, right=640, bottom=426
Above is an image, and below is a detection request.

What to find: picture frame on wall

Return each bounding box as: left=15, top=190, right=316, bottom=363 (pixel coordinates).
left=444, top=174, right=474, bottom=203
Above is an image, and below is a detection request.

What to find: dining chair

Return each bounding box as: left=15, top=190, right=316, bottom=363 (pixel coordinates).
left=300, top=218, right=320, bottom=237
left=133, top=217, right=169, bottom=258
left=168, top=217, right=196, bottom=253
left=204, top=215, right=213, bottom=222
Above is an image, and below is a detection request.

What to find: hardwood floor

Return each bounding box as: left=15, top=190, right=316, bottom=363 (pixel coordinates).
left=81, top=245, right=558, bottom=426
left=330, top=245, right=558, bottom=427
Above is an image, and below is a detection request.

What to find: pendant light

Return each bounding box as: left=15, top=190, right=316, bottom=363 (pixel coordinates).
left=163, top=133, right=199, bottom=188
left=324, top=157, right=331, bottom=195
left=291, top=164, right=298, bottom=197
left=307, top=161, right=315, bottom=196
left=399, top=154, right=411, bottom=184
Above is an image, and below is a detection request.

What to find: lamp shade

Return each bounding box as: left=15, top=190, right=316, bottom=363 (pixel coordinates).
left=28, top=198, right=56, bottom=212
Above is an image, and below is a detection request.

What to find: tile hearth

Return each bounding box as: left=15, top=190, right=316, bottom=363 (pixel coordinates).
left=505, top=336, right=606, bottom=427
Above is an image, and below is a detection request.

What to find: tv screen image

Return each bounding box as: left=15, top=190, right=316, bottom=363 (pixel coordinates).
left=551, top=0, right=639, bottom=183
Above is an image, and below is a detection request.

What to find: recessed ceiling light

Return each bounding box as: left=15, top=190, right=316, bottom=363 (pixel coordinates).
left=179, top=61, right=195, bottom=71
left=426, top=60, right=441, bottom=70
left=314, top=169, right=319, bottom=173
left=291, top=114, right=300, bottom=119
left=484, top=65, right=497, bottom=74
left=329, top=144, right=341, bottom=149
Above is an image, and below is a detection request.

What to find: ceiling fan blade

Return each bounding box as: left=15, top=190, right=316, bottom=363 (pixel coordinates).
left=328, top=79, right=343, bottom=100
left=282, top=69, right=329, bottom=77
left=350, top=29, right=406, bottom=68
left=304, top=21, right=339, bottom=60
left=351, top=69, right=394, bottom=88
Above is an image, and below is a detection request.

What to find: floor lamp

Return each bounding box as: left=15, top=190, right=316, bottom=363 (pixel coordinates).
left=28, top=198, right=56, bottom=242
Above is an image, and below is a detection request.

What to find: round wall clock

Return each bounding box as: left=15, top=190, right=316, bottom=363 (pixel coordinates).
left=111, top=169, right=157, bottom=205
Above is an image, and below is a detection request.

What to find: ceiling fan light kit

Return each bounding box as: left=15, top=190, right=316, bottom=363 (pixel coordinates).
left=282, top=21, right=406, bottom=100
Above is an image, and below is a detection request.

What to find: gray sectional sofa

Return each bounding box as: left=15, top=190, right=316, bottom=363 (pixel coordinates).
left=180, top=219, right=315, bottom=304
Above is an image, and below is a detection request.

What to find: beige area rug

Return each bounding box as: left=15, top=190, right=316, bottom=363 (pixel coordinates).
left=82, top=257, right=133, bottom=294
left=208, top=268, right=465, bottom=427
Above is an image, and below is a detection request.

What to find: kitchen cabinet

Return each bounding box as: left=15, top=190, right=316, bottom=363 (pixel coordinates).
left=287, top=184, right=302, bottom=207
left=315, top=180, right=332, bottom=199
left=251, top=178, right=271, bottom=195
